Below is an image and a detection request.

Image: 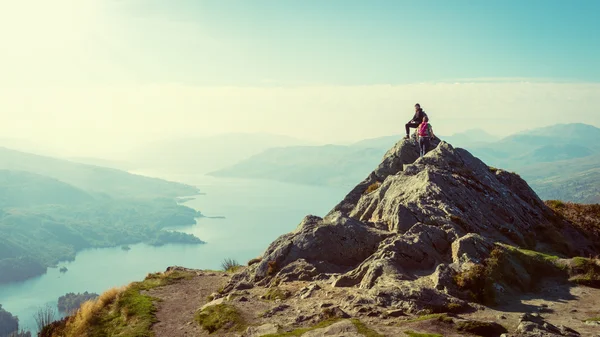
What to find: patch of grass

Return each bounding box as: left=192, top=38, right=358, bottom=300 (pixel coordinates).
left=584, top=317, right=600, bottom=322
left=404, top=331, right=443, bottom=337
left=546, top=200, right=566, bottom=210
left=455, top=245, right=565, bottom=305
left=46, top=269, right=195, bottom=336
left=445, top=302, right=464, bottom=313
left=221, top=258, right=241, bottom=272
left=263, top=287, right=292, bottom=301
left=568, top=257, right=600, bottom=287
left=351, top=319, right=384, bottom=337
left=194, top=303, right=245, bottom=334
left=398, top=314, right=452, bottom=325
left=456, top=320, right=507, bottom=336
left=248, top=257, right=262, bottom=266
left=488, top=166, right=499, bottom=173
left=365, top=182, right=381, bottom=194
left=261, top=319, right=341, bottom=337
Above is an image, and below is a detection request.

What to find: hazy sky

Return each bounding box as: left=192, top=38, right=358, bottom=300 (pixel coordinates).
left=0, top=0, right=599, bottom=156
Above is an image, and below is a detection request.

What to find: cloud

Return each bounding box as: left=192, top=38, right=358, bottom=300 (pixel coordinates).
left=0, top=81, right=598, bottom=157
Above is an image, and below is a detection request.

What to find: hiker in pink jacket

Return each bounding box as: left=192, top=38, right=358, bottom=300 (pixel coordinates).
left=417, top=116, right=435, bottom=158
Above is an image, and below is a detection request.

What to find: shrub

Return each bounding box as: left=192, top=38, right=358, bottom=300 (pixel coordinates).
left=568, top=257, right=600, bottom=287
left=195, top=304, right=245, bottom=333
left=221, top=258, right=241, bottom=272
left=247, top=257, right=262, bottom=266
left=365, top=182, right=381, bottom=194
left=34, top=304, right=57, bottom=333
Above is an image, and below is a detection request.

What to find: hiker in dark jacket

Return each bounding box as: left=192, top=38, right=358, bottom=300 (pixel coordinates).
left=404, top=103, right=428, bottom=139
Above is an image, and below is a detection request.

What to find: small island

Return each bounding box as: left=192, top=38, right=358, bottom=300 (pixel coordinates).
left=59, top=266, right=68, bottom=273
left=121, top=245, right=131, bottom=251
left=58, top=292, right=99, bottom=313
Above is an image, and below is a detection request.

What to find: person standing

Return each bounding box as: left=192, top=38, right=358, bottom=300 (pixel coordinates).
left=417, top=116, right=435, bottom=158
left=404, top=103, right=428, bottom=139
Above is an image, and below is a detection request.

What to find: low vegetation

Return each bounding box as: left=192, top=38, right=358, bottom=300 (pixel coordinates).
left=365, top=182, right=382, bottom=194
left=545, top=200, right=600, bottom=249
left=40, top=270, right=194, bottom=337
left=221, top=258, right=241, bottom=272
left=247, top=257, right=262, bottom=266
left=404, top=331, right=443, bottom=337
left=58, top=292, right=99, bottom=313
left=567, top=257, right=600, bottom=287
left=397, top=314, right=453, bottom=325
left=195, top=303, right=245, bottom=334
left=454, top=245, right=563, bottom=305
left=350, top=319, right=384, bottom=337
left=261, top=318, right=341, bottom=337
left=263, top=287, right=292, bottom=301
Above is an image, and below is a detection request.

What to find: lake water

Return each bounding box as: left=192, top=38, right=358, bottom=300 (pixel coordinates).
left=0, top=174, right=349, bottom=333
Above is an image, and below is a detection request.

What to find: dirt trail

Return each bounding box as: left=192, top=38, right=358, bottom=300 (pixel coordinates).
left=147, top=271, right=228, bottom=337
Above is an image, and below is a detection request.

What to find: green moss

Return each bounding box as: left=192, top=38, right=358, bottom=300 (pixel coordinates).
left=585, top=317, right=600, bottom=322
left=350, top=319, right=384, bottom=337
left=456, top=320, right=507, bottom=336
left=404, top=331, right=443, bottom=337
left=194, top=304, right=245, bottom=334
left=261, top=319, right=341, bottom=337
left=567, top=257, right=600, bottom=288
left=398, top=314, right=452, bottom=325
left=264, top=287, right=292, bottom=301
left=488, top=166, right=499, bottom=173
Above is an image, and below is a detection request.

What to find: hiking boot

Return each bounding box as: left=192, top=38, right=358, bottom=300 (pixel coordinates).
left=403, top=135, right=409, bottom=140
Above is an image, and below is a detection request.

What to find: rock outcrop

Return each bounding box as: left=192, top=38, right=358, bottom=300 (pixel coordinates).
left=225, top=136, right=596, bottom=314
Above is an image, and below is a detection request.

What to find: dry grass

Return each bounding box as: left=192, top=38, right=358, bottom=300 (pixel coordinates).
left=365, top=182, right=381, bottom=194
left=43, top=269, right=195, bottom=336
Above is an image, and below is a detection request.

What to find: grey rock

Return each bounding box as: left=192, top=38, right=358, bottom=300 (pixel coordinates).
left=262, top=304, right=290, bottom=318
left=243, top=323, right=279, bottom=337
left=301, top=320, right=362, bottom=337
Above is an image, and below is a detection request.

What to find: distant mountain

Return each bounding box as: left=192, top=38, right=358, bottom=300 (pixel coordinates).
left=0, top=170, right=93, bottom=208
left=126, top=133, right=313, bottom=174
left=0, top=147, right=198, bottom=199
left=210, top=124, right=600, bottom=203
left=210, top=145, right=387, bottom=188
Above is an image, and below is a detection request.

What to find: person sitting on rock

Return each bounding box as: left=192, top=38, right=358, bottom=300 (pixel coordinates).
left=404, top=103, right=428, bottom=139
left=417, top=116, right=435, bottom=158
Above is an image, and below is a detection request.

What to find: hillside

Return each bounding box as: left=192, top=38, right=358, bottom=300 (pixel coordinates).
left=0, top=151, right=206, bottom=284
left=211, top=123, right=600, bottom=203
left=43, top=137, right=600, bottom=337
left=0, top=147, right=198, bottom=199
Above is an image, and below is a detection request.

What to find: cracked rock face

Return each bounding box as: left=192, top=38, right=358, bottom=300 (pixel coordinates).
left=226, top=138, right=596, bottom=311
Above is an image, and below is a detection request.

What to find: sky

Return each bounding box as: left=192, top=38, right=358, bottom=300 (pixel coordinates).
left=0, top=0, right=599, bottom=157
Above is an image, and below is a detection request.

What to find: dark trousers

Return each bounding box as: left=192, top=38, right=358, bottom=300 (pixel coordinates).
left=405, top=121, right=420, bottom=136
left=419, top=137, right=430, bottom=157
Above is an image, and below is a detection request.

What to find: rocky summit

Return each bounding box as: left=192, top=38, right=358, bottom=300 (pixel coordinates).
left=219, top=135, right=600, bottom=336
left=43, top=136, right=600, bottom=337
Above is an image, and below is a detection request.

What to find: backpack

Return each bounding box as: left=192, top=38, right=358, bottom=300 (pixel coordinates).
left=418, top=122, right=432, bottom=137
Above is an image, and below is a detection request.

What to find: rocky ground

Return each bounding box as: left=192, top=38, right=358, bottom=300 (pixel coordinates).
left=146, top=267, right=600, bottom=337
